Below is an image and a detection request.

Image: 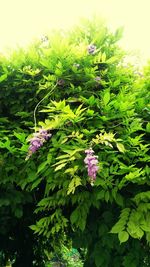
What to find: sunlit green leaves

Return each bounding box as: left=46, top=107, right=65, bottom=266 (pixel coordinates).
left=102, top=89, right=110, bottom=106
left=111, top=208, right=130, bottom=233
left=70, top=203, right=89, bottom=231
left=0, top=73, right=7, bottom=82
left=1, top=16, right=150, bottom=267
left=116, top=143, right=125, bottom=153
left=118, top=231, right=129, bottom=243
left=67, top=176, right=82, bottom=195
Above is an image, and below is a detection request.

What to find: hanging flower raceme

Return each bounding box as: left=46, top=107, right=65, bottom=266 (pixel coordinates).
left=84, top=148, right=99, bottom=184
left=26, top=129, right=52, bottom=160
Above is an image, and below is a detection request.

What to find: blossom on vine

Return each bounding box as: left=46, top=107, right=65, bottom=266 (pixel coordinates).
left=38, top=129, right=52, bottom=140
left=29, top=137, right=43, bottom=153
left=84, top=148, right=99, bottom=183
left=87, top=44, right=96, bottom=54
left=26, top=129, right=52, bottom=159
left=57, top=79, right=65, bottom=86
left=95, top=76, right=101, bottom=82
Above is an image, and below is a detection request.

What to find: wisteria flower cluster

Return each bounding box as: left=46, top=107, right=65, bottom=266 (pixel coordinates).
left=84, top=148, right=99, bottom=184
left=87, top=44, right=96, bottom=54
left=26, top=129, right=52, bottom=159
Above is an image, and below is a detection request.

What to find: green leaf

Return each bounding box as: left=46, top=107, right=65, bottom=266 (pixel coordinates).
left=113, top=80, right=120, bottom=87
left=118, top=231, right=129, bottom=243
left=37, top=161, right=48, bottom=173
left=125, top=168, right=144, bottom=181
left=106, top=56, right=118, bottom=64
left=128, top=226, right=144, bottom=239
left=115, top=193, right=124, bottom=207
left=54, top=163, right=67, bottom=171
left=96, top=189, right=105, bottom=200
left=67, top=176, right=81, bottom=195
left=111, top=221, right=125, bottom=234
left=0, top=73, right=7, bottom=82
left=101, top=52, right=106, bottom=62
left=88, top=95, right=96, bottom=106
left=29, top=225, right=37, bottom=231
left=14, top=132, right=26, bottom=142
left=105, top=191, right=110, bottom=202
left=70, top=209, right=79, bottom=224
left=31, top=178, right=42, bottom=190
left=103, top=90, right=110, bottom=106
left=14, top=208, right=23, bottom=218
left=146, top=122, right=150, bottom=133
left=116, top=143, right=125, bottom=153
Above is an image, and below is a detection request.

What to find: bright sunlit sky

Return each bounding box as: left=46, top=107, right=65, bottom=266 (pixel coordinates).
left=0, top=0, right=150, bottom=65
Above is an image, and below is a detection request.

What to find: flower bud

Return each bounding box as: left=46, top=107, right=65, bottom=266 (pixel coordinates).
left=87, top=44, right=96, bottom=54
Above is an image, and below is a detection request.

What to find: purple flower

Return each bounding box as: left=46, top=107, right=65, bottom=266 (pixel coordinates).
left=87, top=44, right=96, bottom=54
left=39, top=129, right=52, bottom=140
left=95, top=76, right=101, bottom=82
left=29, top=138, right=43, bottom=151
left=29, top=141, right=41, bottom=153
left=57, top=79, right=65, bottom=86
left=26, top=129, right=52, bottom=159
left=85, top=148, right=94, bottom=155
left=84, top=148, right=99, bottom=183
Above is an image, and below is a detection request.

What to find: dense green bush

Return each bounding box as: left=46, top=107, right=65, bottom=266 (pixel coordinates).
left=46, top=246, right=83, bottom=267
left=0, top=17, right=150, bottom=266
left=0, top=41, right=53, bottom=267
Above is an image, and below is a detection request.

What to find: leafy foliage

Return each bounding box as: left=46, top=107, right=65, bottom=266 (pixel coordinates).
left=0, top=17, right=150, bottom=266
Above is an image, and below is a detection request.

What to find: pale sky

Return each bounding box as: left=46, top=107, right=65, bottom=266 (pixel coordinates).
left=0, top=0, right=150, bottom=65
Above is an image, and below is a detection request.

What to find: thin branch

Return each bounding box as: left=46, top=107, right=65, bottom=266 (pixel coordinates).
left=33, top=83, right=57, bottom=131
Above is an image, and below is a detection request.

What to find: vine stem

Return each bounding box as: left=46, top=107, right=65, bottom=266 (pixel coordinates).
left=33, top=82, right=57, bottom=132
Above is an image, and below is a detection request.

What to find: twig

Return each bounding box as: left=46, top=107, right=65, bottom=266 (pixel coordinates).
left=33, top=83, right=57, bottom=131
